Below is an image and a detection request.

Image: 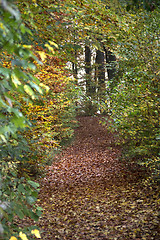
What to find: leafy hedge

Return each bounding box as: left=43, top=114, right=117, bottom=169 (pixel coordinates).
left=0, top=1, right=78, bottom=239
left=20, top=53, right=79, bottom=175
left=0, top=0, right=46, bottom=238
left=107, top=9, right=160, bottom=182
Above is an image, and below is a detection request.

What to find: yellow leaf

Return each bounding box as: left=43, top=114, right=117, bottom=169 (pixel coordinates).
left=24, top=85, right=35, bottom=99
left=48, top=41, right=58, bottom=48
left=31, top=229, right=41, bottom=238
left=9, top=237, right=17, bottom=240
left=22, top=45, right=32, bottom=49
left=45, top=43, right=55, bottom=53
left=19, top=232, right=28, bottom=240
left=38, top=51, right=47, bottom=61
left=0, top=134, right=7, bottom=142
left=0, top=22, right=5, bottom=30
left=11, top=74, right=21, bottom=88
left=32, top=0, right=37, bottom=4
left=39, top=83, right=50, bottom=93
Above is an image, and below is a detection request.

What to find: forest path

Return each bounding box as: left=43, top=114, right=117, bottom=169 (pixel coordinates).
left=38, top=116, right=159, bottom=240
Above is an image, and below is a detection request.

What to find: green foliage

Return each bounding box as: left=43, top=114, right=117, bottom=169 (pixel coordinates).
left=0, top=132, right=39, bottom=178
left=0, top=1, right=44, bottom=238
left=0, top=0, right=45, bottom=142
left=107, top=8, right=160, bottom=180
left=1, top=173, right=42, bottom=239
left=122, top=0, right=160, bottom=11
left=0, top=1, right=79, bottom=236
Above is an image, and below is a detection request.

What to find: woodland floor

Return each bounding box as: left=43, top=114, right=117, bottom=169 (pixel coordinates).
left=37, top=116, right=159, bottom=240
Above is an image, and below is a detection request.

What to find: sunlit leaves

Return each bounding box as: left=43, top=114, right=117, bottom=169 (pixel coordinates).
left=39, top=83, right=50, bottom=93
left=20, top=54, right=78, bottom=175
left=24, top=85, right=35, bottom=99
left=31, top=229, right=41, bottom=238
left=10, top=229, right=41, bottom=240
left=19, top=232, right=28, bottom=240
left=48, top=41, right=59, bottom=49
left=44, top=43, right=55, bottom=54
left=9, top=237, right=17, bottom=240
left=37, top=51, right=47, bottom=61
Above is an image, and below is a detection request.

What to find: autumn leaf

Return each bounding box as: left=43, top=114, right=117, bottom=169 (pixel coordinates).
left=24, top=85, right=35, bottom=99
left=31, top=229, right=41, bottom=238
left=45, top=43, right=55, bottom=53
left=39, top=83, right=50, bottom=93
left=19, top=232, right=28, bottom=240
left=37, top=51, right=47, bottom=61
left=48, top=41, right=59, bottom=49
left=9, top=237, right=17, bottom=240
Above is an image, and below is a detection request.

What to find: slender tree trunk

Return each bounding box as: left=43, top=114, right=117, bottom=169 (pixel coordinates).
left=84, top=45, right=97, bottom=115
left=85, top=45, right=92, bottom=96
left=72, top=49, right=78, bottom=80
left=95, top=49, right=105, bottom=101
left=104, top=48, right=116, bottom=91
left=105, top=49, right=116, bottom=80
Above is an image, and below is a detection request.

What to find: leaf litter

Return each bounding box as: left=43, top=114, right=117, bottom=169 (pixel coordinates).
left=37, top=116, right=159, bottom=239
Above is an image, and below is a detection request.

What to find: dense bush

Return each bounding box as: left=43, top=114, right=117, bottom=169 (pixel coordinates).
left=20, top=54, right=79, bottom=175
left=107, top=9, right=160, bottom=181
left=0, top=2, right=50, bottom=239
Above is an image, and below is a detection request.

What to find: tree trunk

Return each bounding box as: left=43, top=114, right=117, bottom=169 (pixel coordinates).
left=85, top=45, right=96, bottom=97
left=84, top=45, right=97, bottom=115
left=72, top=49, right=78, bottom=80
left=105, top=49, right=116, bottom=81
left=95, top=49, right=105, bottom=101
left=104, top=48, right=116, bottom=91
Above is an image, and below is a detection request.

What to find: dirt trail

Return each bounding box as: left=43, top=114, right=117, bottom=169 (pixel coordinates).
left=38, top=116, right=159, bottom=240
